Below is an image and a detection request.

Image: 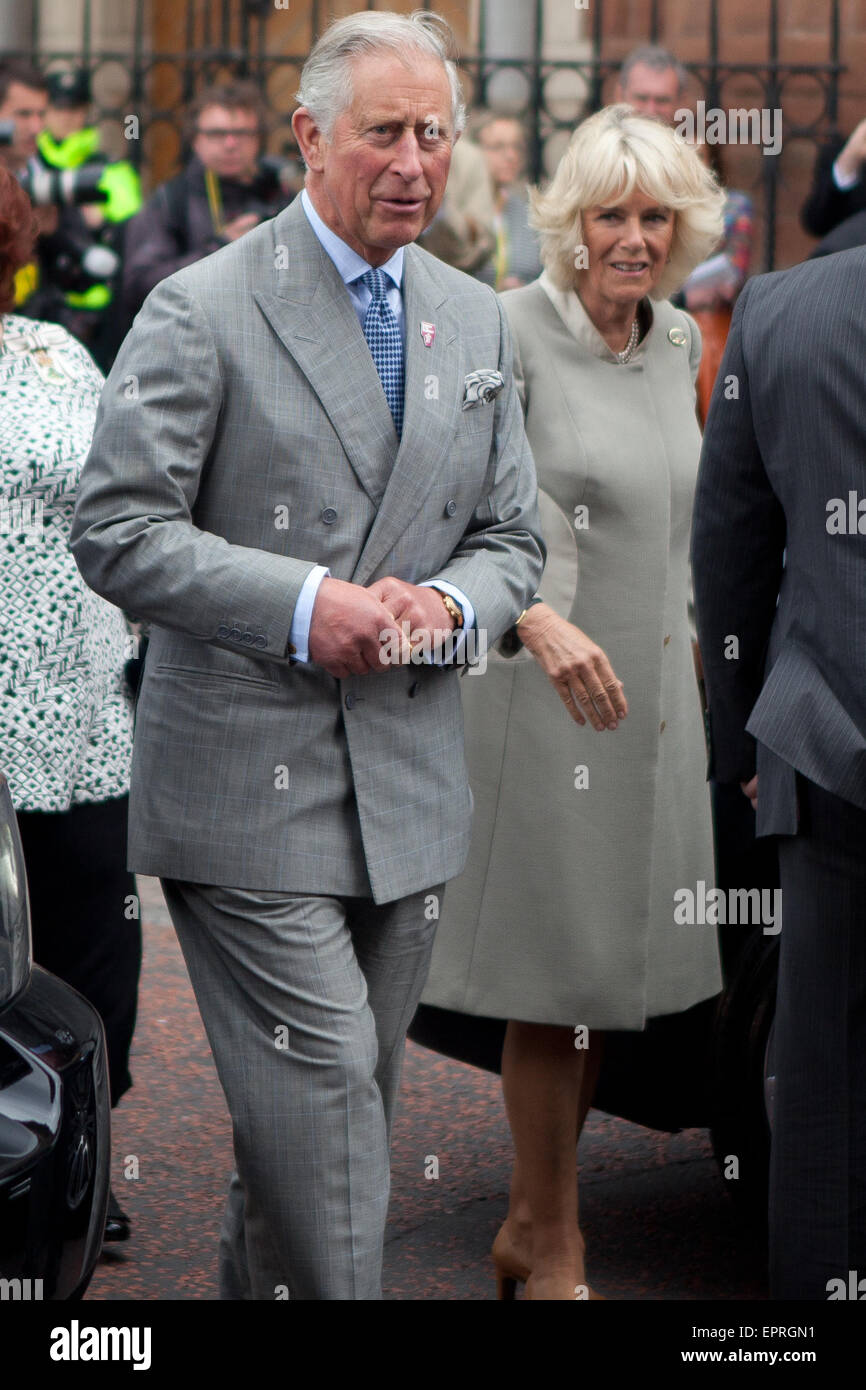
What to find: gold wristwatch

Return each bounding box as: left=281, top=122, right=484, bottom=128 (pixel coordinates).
left=434, top=590, right=464, bottom=629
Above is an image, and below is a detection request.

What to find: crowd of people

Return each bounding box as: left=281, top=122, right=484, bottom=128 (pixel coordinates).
left=1, top=13, right=864, bottom=1303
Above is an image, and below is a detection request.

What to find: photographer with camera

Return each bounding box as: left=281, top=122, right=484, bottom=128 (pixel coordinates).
left=121, top=80, right=295, bottom=322
left=33, top=68, right=141, bottom=371
left=0, top=62, right=140, bottom=371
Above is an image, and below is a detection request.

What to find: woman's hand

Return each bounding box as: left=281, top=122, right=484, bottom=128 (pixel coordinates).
left=741, top=775, right=758, bottom=812
left=836, top=118, right=866, bottom=183
left=518, top=603, right=628, bottom=730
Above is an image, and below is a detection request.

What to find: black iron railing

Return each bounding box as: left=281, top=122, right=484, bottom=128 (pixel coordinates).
left=0, top=0, right=847, bottom=269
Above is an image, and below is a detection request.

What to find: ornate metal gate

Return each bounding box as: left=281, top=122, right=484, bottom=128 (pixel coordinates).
left=0, top=0, right=847, bottom=269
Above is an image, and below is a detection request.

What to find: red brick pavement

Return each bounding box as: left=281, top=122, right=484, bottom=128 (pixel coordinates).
left=85, top=879, right=767, bottom=1301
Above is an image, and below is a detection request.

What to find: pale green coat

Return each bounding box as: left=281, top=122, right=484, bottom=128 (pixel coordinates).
left=422, top=274, right=722, bottom=1029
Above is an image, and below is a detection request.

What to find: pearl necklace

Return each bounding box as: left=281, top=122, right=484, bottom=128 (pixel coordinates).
left=616, top=316, right=641, bottom=364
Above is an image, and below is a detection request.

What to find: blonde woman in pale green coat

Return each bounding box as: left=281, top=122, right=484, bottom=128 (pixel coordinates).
left=422, top=107, right=727, bottom=1299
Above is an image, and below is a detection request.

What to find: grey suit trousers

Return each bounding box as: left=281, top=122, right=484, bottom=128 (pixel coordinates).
left=161, top=880, right=444, bottom=1300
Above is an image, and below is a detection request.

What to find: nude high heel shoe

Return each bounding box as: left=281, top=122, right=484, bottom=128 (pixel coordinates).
left=492, top=1224, right=531, bottom=1300
left=525, top=1273, right=606, bottom=1300
left=492, top=1223, right=606, bottom=1299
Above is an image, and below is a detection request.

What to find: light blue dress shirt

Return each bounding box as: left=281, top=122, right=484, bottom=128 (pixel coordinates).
left=288, top=189, right=475, bottom=664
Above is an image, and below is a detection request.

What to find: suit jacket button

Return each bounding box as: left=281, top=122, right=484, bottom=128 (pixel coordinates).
left=229, top=628, right=242, bottom=641
left=254, top=635, right=268, bottom=649
left=240, top=632, right=254, bottom=645
left=444, top=499, right=457, bottom=517
left=408, top=681, right=419, bottom=698
left=321, top=507, right=338, bottom=524
left=217, top=624, right=230, bottom=639
left=660, top=720, right=666, bottom=733
left=345, top=693, right=356, bottom=710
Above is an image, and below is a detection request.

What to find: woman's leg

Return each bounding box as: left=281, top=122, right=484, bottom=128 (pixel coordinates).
left=497, top=1021, right=603, bottom=1295
left=16, top=795, right=141, bottom=1108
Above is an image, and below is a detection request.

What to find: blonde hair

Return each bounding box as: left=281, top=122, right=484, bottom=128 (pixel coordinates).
left=530, top=105, right=726, bottom=299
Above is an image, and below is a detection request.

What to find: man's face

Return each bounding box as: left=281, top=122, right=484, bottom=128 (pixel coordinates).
left=192, top=104, right=261, bottom=180
left=616, top=63, right=682, bottom=125
left=479, top=119, right=526, bottom=191
left=45, top=104, right=89, bottom=141
left=295, top=52, right=454, bottom=265
left=0, top=81, right=48, bottom=168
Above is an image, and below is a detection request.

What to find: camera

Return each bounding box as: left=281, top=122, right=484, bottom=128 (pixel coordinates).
left=43, top=229, right=120, bottom=293
left=243, top=156, right=302, bottom=221
left=0, top=120, right=109, bottom=207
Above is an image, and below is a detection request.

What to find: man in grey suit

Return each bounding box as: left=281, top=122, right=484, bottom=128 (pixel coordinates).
left=70, top=10, right=543, bottom=1300
left=692, top=250, right=866, bottom=1299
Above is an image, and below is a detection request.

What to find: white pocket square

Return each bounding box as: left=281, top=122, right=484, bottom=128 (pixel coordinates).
left=463, top=369, right=505, bottom=409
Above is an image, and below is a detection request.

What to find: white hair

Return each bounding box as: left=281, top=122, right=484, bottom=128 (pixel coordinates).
left=296, top=9, right=466, bottom=142
left=530, top=105, right=726, bottom=299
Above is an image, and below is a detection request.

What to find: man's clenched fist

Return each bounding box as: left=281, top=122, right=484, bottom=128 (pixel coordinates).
left=308, top=577, right=400, bottom=679
left=366, top=577, right=456, bottom=665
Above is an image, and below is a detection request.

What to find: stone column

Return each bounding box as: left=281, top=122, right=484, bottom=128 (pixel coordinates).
left=481, top=0, right=591, bottom=172
left=541, top=0, right=593, bottom=172
left=33, top=0, right=141, bottom=159
left=480, top=0, right=537, bottom=112
left=0, top=1, right=35, bottom=54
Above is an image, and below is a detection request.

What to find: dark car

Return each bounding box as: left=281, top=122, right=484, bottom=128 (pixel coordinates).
left=0, top=773, right=110, bottom=1301
left=409, top=780, right=779, bottom=1234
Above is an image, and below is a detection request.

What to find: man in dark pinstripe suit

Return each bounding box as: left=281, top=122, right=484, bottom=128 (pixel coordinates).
left=693, top=248, right=866, bottom=1299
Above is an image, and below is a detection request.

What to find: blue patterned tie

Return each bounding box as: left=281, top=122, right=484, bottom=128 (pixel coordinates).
left=359, top=267, right=404, bottom=437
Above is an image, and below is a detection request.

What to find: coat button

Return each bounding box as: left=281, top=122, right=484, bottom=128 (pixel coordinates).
left=217, top=624, right=230, bottom=638
left=240, top=632, right=254, bottom=645
left=660, top=720, right=666, bottom=733
left=408, top=681, right=419, bottom=698
left=229, top=628, right=242, bottom=641
left=345, top=693, right=356, bottom=710
left=663, top=634, right=671, bottom=647
left=321, top=507, right=338, bottom=525
left=444, top=499, right=457, bottom=517
left=254, top=635, right=267, bottom=649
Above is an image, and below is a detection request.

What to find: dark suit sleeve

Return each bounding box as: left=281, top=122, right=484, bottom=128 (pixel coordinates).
left=122, top=186, right=222, bottom=315
left=691, top=278, right=786, bottom=784
left=801, top=135, right=866, bottom=238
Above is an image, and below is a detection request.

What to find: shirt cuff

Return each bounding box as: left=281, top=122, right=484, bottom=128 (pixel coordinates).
left=289, top=565, right=330, bottom=662
left=420, top=580, right=476, bottom=664
left=833, top=157, right=861, bottom=191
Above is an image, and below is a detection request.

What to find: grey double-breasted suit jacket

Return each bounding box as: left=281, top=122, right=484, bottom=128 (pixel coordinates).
left=70, top=196, right=543, bottom=903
